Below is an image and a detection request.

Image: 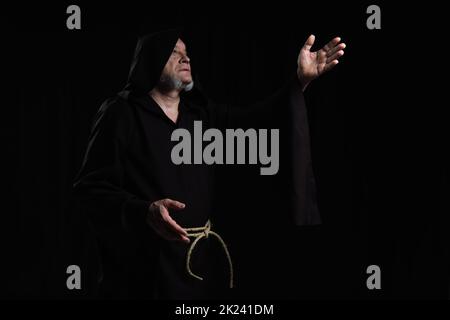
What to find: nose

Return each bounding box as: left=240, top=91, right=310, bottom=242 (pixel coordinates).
left=179, top=54, right=190, bottom=64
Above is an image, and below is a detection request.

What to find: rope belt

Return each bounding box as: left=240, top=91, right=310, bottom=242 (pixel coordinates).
left=184, top=220, right=234, bottom=289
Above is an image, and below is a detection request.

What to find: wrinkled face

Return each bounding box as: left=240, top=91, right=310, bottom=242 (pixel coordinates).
left=160, top=38, right=192, bottom=86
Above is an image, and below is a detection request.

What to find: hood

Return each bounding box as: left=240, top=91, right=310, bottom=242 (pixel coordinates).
left=123, top=28, right=182, bottom=95
left=120, top=27, right=208, bottom=107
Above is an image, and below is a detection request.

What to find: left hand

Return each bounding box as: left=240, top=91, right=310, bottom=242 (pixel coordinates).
left=297, top=35, right=346, bottom=91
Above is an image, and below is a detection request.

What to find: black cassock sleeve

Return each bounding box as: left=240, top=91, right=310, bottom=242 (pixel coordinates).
left=73, top=97, right=150, bottom=235
left=207, top=75, right=321, bottom=226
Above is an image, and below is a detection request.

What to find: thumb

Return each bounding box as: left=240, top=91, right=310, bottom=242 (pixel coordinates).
left=303, top=34, right=315, bottom=51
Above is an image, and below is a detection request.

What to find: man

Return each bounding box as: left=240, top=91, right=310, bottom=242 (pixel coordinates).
left=73, top=28, right=345, bottom=299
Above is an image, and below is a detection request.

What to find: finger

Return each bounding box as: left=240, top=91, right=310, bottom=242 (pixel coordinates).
left=302, top=34, right=315, bottom=51
left=159, top=206, right=188, bottom=237
left=154, top=218, right=189, bottom=242
left=323, top=37, right=342, bottom=52
left=166, top=214, right=189, bottom=237
left=161, top=223, right=190, bottom=243
left=153, top=222, right=180, bottom=241
left=163, top=199, right=186, bottom=210
left=326, top=43, right=346, bottom=57
left=326, top=50, right=344, bottom=64
left=323, top=60, right=339, bottom=73
left=149, top=212, right=181, bottom=241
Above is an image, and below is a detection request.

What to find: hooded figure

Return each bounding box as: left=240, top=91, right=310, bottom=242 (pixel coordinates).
left=73, top=28, right=337, bottom=299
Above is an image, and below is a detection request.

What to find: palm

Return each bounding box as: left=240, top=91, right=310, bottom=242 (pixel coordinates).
left=297, top=35, right=346, bottom=87
left=300, top=48, right=328, bottom=78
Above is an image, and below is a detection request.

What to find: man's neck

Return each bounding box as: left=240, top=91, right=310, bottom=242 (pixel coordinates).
left=149, top=88, right=181, bottom=123
left=150, top=87, right=181, bottom=110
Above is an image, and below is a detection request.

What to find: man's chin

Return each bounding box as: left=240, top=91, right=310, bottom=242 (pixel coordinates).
left=180, top=75, right=193, bottom=83
left=183, top=81, right=194, bottom=92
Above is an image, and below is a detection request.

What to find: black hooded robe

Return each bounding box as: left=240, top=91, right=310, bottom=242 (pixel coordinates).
left=73, top=29, right=320, bottom=299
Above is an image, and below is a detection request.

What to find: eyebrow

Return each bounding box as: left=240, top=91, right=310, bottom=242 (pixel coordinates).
left=173, top=48, right=189, bottom=55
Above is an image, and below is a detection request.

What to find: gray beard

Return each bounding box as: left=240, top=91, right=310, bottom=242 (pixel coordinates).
left=159, top=74, right=194, bottom=92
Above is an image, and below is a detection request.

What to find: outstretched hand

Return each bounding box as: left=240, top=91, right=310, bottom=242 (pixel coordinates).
left=147, top=198, right=190, bottom=243
left=297, top=35, right=346, bottom=91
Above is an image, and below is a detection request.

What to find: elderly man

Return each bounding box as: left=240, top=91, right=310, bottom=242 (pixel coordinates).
left=73, top=28, right=345, bottom=299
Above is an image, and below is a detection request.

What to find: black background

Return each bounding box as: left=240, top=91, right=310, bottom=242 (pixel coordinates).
left=1, top=1, right=448, bottom=299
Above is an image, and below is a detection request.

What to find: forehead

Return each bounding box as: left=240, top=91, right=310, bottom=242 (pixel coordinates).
left=175, top=39, right=187, bottom=50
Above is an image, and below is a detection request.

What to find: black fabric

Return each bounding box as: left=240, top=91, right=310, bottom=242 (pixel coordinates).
left=73, top=29, right=320, bottom=298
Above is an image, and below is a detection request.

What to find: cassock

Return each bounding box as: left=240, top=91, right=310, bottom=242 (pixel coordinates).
left=73, top=28, right=320, bottom=299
